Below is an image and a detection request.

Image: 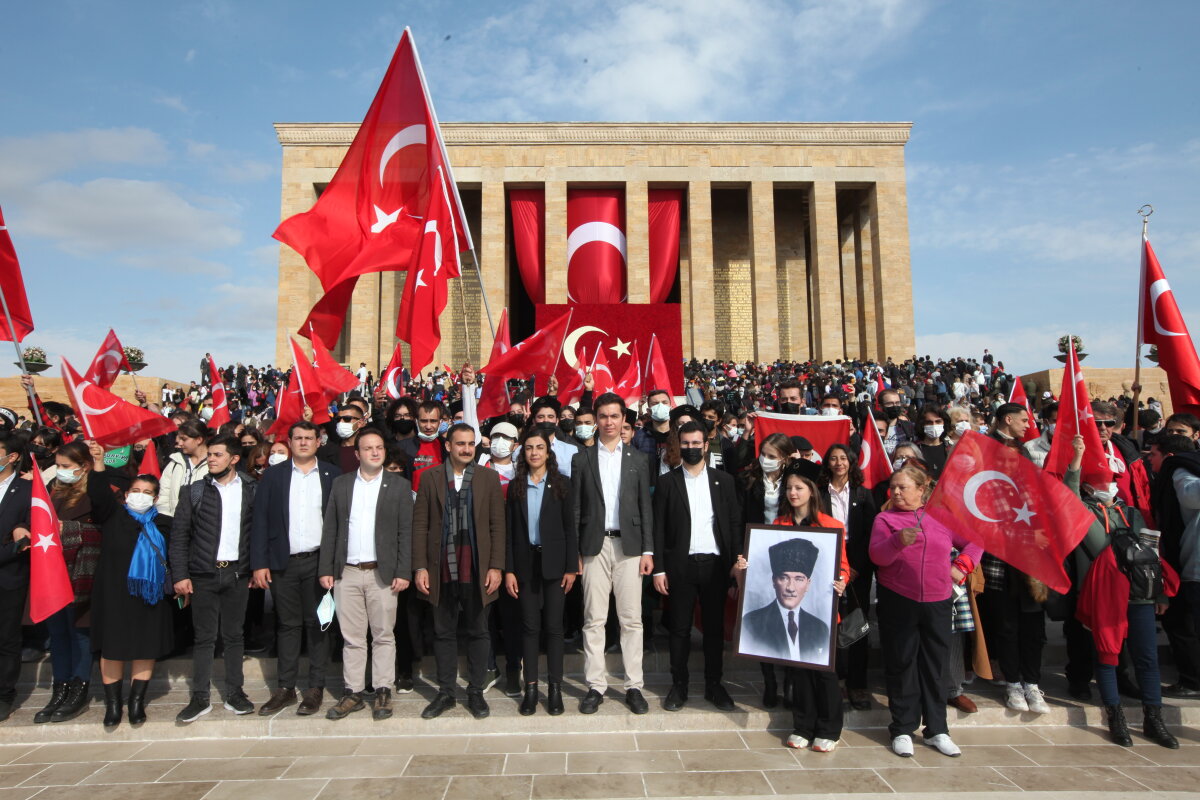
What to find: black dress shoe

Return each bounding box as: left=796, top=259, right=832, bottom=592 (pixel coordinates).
left=625, top=689, right=649, bottom=715
left=421, top=691, right=456, bottom=720
left=1068, top=682, right=1092, bottom=702
left=519, top=684, right=538, bottom=716
left=579, top=689, right=604, bottom=714
left=547, top=683, right=564, bottom=716
left=466, top=689, right=490, bottom=719
left=705, top=683, right=736, bottom=712
left=1162, top=682, right=1200, bottom=699
left=663, top=683, right=687, bottom=712
left=847, top=688, right=872, bottom=710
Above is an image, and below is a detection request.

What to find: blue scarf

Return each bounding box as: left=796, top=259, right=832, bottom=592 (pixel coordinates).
left=126, top=506, right=167, bottom=605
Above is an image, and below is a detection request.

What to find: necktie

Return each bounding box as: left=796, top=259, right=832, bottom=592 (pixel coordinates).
left=788, top=611, right=797, bottom=644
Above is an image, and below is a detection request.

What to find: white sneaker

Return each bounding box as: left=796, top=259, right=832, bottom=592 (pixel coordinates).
left=925, top=733, right=962, bottom=757
left=785, top=734, right=811, bottom=749
left=1005, top=683, right=1028, bottom=711
left=1024, top=683, right=1050, bottom=714
left=812, top=737, right=838, bottom=752
left=891, top=734, right=914, bottom=757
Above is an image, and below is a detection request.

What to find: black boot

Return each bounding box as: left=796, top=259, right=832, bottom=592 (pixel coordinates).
left=50, top=679, right=90, bottom=722
left=34, top=682, right=69, bottom=724
left=519, top=683, right=538, bottom=716
left=128, top=679, right=149, bottom=725
left=547, top=683, right=564, bottom=716
left=1105, top=704, right=1132, bottom=747
left=1143, top=704, right=1180, bottom=749
left=102, top=682, right=123, bottom=728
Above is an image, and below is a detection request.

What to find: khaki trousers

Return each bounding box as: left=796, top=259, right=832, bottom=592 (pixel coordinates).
left=334, top=567, right=397, bottom=693
left=582, top=536, right=644, bottom=692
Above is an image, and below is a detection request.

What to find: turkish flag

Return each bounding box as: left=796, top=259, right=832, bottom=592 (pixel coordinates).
left=310, top=332, right=359, bottom=396
left=396, top=167, right=461, bottom=375
left=476, top=308, right=512, bottom=419
left=83, top=329, right=131, bottom=390
left=288, top=338, right=331, bottom=425
left=29, top=467, right=73, bottom=623
left=138, top=439, right=162, bottom=479
left=1045, top=339, right=1109, bottom=486
left=567, top=188, right=626, bottom=304
left=268, top=367, right=306, bottom=440
left=481, top=310, right=572, bottom=382
left=644, top=332, right=678, bottom=403
left=858, top=407, right=893, bottom=489
left=925, top=431, right=1094, bottom=594
left=590, top=346, right=616, bottom=396
left=60, top=358, right=174, bottom=448
left=1008, top=377, right=1040, bottom=444
left=1140, top=235, right=1200, bottom=416
left=556, top=345, right=589, bottom=407
left=753, top=412, right=853, bottom=459
left=0, top=206, right=35, bottom=342
left=615, top=340, right=643, bottom=406
left=276, top=30, right=469, bottom=347
left=382, top=342, right=407, bottom=400
left=207, top=357, right=232, bottom=429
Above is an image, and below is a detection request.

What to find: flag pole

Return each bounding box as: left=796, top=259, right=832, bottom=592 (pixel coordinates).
left=0, top=279, right=42, bottom=425
left=1131, top=204, right=1154, bottom=444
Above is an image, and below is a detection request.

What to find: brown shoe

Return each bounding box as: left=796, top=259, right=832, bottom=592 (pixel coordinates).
left=325, top=692, right=364, bottom=720
left=297, top=688, right=324, bottom=716
left=372, top=687, right=393, bottom=720
left=258, top=687, right=297, bottom=716
left=948, top=694, right=978, bottom=713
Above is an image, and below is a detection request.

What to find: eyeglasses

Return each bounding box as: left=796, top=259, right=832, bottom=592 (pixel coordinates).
left=1095, top=420, right=1119, bottom=428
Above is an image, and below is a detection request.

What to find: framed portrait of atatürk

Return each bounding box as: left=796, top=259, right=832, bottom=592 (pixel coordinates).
left=734, top=524, right=843, bottom=671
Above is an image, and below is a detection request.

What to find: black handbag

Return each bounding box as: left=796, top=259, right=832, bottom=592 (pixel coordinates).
left=837, top=583, right=870, bottom=648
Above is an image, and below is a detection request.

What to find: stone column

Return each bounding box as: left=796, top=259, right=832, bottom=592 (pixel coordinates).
left=687, top=181, right=715, bottom=358
left=346, top=272, right=380, bottom=374
left=808, top=181, right=844, bottom=362
left=855, top=201, right=879, bottom=361
left=377, top=272, right=402, bottom=374
left=749, top=181, right=779, bottom=362
left=625, top=180, right=650, bottom=304
left=479, top=178, right=507, bottom=355
left=545, top=180, right=569, bottom=304
left=867, top=182, right=915, bottom=359
left=839, top=215, right=861, bottom=360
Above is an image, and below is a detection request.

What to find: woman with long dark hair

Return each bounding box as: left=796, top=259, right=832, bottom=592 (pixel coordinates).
left=504, top=429, right=578, bottom=715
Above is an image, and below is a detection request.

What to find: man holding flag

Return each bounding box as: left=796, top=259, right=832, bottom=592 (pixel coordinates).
left=0, top=433, right=31, bottom=722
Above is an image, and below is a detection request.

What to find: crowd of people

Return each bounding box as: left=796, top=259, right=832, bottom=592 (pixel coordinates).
left=0, top=348, right=1195, bottom=761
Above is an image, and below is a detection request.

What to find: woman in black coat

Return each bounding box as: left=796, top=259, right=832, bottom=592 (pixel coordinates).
left=504, top=428, right=578, bottom=716
left=819, top=443, right=879, bottom=710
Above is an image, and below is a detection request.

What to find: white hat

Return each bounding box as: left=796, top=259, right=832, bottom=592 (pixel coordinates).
left=490, top=422, right=519, bottom=440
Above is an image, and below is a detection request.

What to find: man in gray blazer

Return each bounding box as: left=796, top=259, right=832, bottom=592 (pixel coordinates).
left=571, top=392, right=654, bottom=715
left=318, top=428, right=413, bottom=721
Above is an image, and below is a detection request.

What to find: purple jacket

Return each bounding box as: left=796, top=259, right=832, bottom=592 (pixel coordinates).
left=869, top=508, right=982, bottom=603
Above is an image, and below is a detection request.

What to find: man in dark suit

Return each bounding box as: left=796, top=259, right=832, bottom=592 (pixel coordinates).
left=741, top=538, right=830, bottom=664
left=319, top=428, right=412, bottom=721
left=652, top=421, right=740, bottom=712
left=0, top=432, right=31, bottom=722
left=572, top=392, right=654, bottom=715
left=412, top=423, right=506, bottom=720
left=251, top=421, right=339, bottom=717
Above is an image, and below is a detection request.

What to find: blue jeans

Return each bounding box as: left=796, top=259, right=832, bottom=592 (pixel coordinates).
left=46, top=605, right=92, bottom=682
left=1096, top=603, right=1161, bottom=707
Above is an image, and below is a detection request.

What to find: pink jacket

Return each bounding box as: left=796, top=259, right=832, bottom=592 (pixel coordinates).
left=870, top=508, right=982, bottom=603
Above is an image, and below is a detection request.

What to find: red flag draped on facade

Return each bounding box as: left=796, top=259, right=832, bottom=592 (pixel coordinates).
left=1140, top=235, right=1200, bottom=416
left=567, top=188, right=625, bottom=304
left=926, top=431, right=1094, bottom=594
left=396, top=167, right=461, bottom=374
left=310, top=332, right=359, bottom=396
left=0, top=206, right=35, bottom=342
left=858, top=407, right=894, bottom=489
left=61, top=358, right=174, bottom=448
left=1008, top=376, right=1040, bottom=444
left=207, top=357, right=232, bottom=429
left=615, top=341, right=643, bottom=406
left=274, top=29, right=470, bottom=347
left=138, top=439, right=162, bottom=479
left=480, top=311, right=572, bottom=383
left=83, top=329, right=131, bottom=390
left=29, top=467, right=73, bottom=623
left=644, top=334, right=676, bottom=404
left=476, top=309, right=511, bottom=419
left=1045, top=339, right=1109, bottom=487
left=382, top=342, right=407, bottom=401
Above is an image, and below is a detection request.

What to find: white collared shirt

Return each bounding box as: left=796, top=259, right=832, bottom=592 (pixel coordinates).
left=0, top=472, right=15, bottom=503
left=597, top=439, right=623, bottom=531
left=346, top=469, right=383, bottom=565
left=213, top=475, right=243, bottom=561
left=828, top=481, right=851, bottom=528
left=776, top=600, right=803, bottom=661
left=288, top=460, right=323, bottom=554
left=762, top=475, right=781, bottom=522
left=682, top=467, right=719, bottom=556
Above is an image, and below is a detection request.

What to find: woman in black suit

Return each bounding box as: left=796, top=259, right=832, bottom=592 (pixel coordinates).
left=819, top=443, right=879, bottom=710
left=504, top=429, right=578, bottom=716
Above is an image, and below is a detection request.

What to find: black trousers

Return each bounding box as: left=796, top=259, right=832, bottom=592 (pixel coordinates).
left=432, top=583, right=489, bottom=693
left=1163, top=592, right=1200, bottom=688
left=489, top=587, right=523, bottom=671
left=0, top=580, right=27, bottom=704
left=838, top=570, right=873, bottom=690
left=190, top=567, right=250, bottom=696
left=394, top=585, right=431, bottom=676
left=876, top=584, right=951, bottom=739
left=980, top=591, right=1046, bottom=684
left=664, top=555, right=726, bottom=687
left=518, top=552, right=566, bottom=684
left=273, top=554, right=327, bottom=689
left=789, top=666, right=843, bottom=739
left=1062, top=595, right=1096, bottom=687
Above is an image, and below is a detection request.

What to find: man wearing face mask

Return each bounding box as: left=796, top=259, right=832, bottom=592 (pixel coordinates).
left=1024, top=403, right=1057, bottom=468
left=529, top=397, right=579, bottom=478
left=776, top=380, right=806, bottom=416
left=0, top=432, right=31, bottom=723
left=478, top=421, right=518, bottom=490
left=876, top=390, right=917, bottom=457
left=385, top=397, right=420, bottom=448
left=571, top=407, right=598, bottom=448
left=632, top=389, right=673, bottom=463
left=397, top=401, right=445, bottom=491
left=318, top=404, right=366, bottom=475
left=250, top=421, right=340, bottom=717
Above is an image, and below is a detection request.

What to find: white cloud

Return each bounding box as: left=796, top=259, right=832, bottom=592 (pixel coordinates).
left=155, top=95, right=190, bottom=113
left=185, top=49, right=197, bottom=63
left=0, top=127, right=168, bottom=192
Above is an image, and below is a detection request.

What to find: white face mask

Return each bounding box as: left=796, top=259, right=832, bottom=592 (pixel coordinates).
left=574, top=424, right=596, bottom=441
left=924, top=424, right=944, bottom=440
left=125, top=492, right=155, bottom=513
left=650, top=403, right=671, bottom=422
left=316, top=590, right=336, bottom=631
left=55, top=467, right=81, bottom=484
left=268, top=453, right=288, bottom=466
left=820, top=407, right=839, bottom=417
left=335, top=421, right=356, bottom=440
left=1089, top=482, right=1119, bottom=504
left=489, top=438, right=513, bottom=459
left=417, top=430, right=439, bottom=442
left=977, top=424, right=989, bottom=435
left=892, top=457, right=908, bottom=470
left=199, top=407, right=213, bottom=423
left=1047, top=423, right=1056, bottom=436
left=759, top=455, right=780, bottom=473
left=954, top=421, right=971, bottom=436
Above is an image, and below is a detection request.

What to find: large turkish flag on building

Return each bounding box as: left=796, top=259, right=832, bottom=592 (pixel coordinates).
left=536, top=304, right=683, bottom=398
left=567, top=189, right=626, bottom=305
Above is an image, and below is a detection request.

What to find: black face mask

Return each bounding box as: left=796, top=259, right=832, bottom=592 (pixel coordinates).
left=780, top=402, right=801, bottom=415
left=508, top=414, right=526, bottom=429
left=209, top=466, right=233, bottom=481
left=883, top=405, right=903, bottom=420
left=539, top=421, right=558, bottom=436
left=680, top=447, right=705, bottom=466
left=559, top=419, right=576, bottom=437
left=392, top=418, right=416, bottom=436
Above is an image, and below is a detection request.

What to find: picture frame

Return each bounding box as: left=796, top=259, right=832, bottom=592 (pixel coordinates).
left=733, top=524, right=843, bottom=672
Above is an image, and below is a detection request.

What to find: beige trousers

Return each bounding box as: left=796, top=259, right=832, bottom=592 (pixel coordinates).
left=334, top=567, right=397, bottom=693
left=582, top=536, right=644, bottom=692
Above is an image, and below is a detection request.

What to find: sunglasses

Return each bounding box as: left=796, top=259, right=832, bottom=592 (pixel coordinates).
left=1095, top=420, right=1118, bottom=428
left=337, top=415, right=361, bottom=423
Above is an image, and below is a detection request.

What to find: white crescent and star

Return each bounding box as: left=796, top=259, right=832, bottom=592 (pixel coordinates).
left=1150, top=279, right=1187, bottom=337
left=423, top=219, right=443, bottom=276
left=563, top=326, right=608, bottom=368
left=565, top=221, right=628, bottom=303
left=33, top=533, right=57, bottom=553
left=609, top=338, right=631, bottom=358
left=372, top=124, right=427, bottom=234
left=31, top=497, right=51, bottom=518
left=96, top=348, right=122, bottom=376
left=385, top=366, right=404, bottom=399
left=858, top=439, right=871, bottom=471
left=962, top=470, right=1034, bottom=525
left=71, top=378, right=116, bottom=417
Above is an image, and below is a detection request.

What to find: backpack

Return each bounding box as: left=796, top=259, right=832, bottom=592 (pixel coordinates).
left=1110, top=531, right=1163, bottom=603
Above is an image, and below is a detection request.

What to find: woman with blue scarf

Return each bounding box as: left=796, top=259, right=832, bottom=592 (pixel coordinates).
left=87, top=446, right=174, bottom=728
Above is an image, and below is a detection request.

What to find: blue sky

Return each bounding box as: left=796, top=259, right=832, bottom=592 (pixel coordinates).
left=2, top=0, right=1198, bottom=382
